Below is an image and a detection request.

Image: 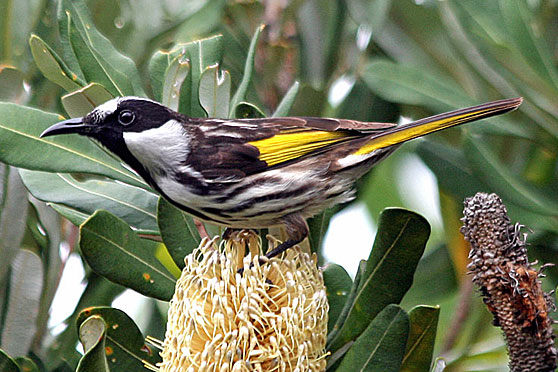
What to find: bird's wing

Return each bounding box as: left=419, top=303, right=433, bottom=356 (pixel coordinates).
left=185, top=97, right=522, bottom=182
left=187, top=117, right=396, bottom=181
left=244, top=117, right=397, bottom=132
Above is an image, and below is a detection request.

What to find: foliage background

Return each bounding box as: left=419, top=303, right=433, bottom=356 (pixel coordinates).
left=0, top=0, right=557, bottom=371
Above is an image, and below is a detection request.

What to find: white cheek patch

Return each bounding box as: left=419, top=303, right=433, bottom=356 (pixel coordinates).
left=123, top=120, right=190, bottom=175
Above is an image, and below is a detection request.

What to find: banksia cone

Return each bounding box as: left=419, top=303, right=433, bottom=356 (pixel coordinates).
left=461, top=192, right=556, bottom=372
left=147, top=230, right=328, bottom=372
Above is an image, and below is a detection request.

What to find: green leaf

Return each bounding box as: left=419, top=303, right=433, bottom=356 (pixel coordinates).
left=57, top=1, right=85, bottom=82
left=234, top=102, right=265, bottom=118
left=361, top=208, right=430, bottom=288
left=176, top=35, right=224, bottom=117
left=0, top=350, right=20, bottom=372
left=25, top=202, right=48, bottom=249
left=464, top=134, right=558, bottom=216
left=76, top=316, right=110, bottom=372
left=327, top=208, right=430, bottom=352
left=49, top=203, right=90, bottom=226
left=0, top=0, right=43, bottom=66
left=199, top=64, right=231, bottom=117
left=157, top=198, right=200, bottom=270
left=416, top=140, right=480, bottom=202
left=174, top=0, right=226, bottom=42
left=29, top=34, right=82, bottom=91
left=76, top=307, right=161, bottom=370
left=323, top=264, right=353, bottom=333
left=0, top=67, right=26, bottom=102
left=400, top=245, right=457, bottom=307
left=155, top=242, right=182, bottom=279
left=58, top=0, right=144, bottom=96
left=161, top=52, right=191, bottom=111
left=307, top=207, right=337, bottom=255
left=61, top=83, right=114, bottom=117
left=0, top=103, right=145, bottom=188
left=14, top=357, right=39, bottom=372
left=33, top=200, right=64, bottom=357
left=0, top=1, right=13, bottom=62
left=204, top=222, right=222, bottom=239
left=375, top=0, right=464, bottom=80
left=229, top=24, right=264, bottom=117
left=297, top=0, right=346, bottom=87
left=289, top=84, right=327, bottom=116
left=273, top=81, right=300, bottom=117
left=0, top=166, right=28, bottom=282
left=362, top=59, right=531, bottom=139
left=499, top=0, right=558, bottom=91
left=335, top=305, right=409, bottom=372
left=362, top=58, right=472, bottom=112
left=148, top=50, right=172, bottom=103
left=51, top=362, right=74, bottom=372
left=44, top=273, right=125, bottom=368
left=19, top=170, right=159, bottom=234
left=400, top=306, right=440, bottom=372
left=442, top=0, right=558, bottom=137
left=68, top=21, right=124, bottom=97
left=335, top=78, right=399, bottom=123
left=346, top=0, right=392, bottom=31
left=327, top=260, right=366, bottom=346
left=1, top=250, right=43, bottom=357
left=444, top=0, right=508, bottom=46
left=143, top=300, right=167, bottom=342
left=79, top=210, right=176, bottom=301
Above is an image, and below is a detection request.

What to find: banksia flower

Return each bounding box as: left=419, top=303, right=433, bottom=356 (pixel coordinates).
left=461, top=192, right=557, bottom=372
left=147, top=230, right=328, bottom=372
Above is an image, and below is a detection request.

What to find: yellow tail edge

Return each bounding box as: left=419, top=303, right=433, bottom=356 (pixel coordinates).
left=354, top=97, right=523, bottom=155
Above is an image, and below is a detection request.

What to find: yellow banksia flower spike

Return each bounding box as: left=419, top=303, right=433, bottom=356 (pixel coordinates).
left=146, top=231, right=329, bottom=372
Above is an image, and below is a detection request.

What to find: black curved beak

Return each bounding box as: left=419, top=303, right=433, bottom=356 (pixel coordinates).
left=40, top=117, right=88, bottom=138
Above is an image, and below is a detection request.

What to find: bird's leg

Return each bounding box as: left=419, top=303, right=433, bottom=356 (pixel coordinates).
left=194, top=219, right=210, bottom=239
left=262, top=238, right=302, bottom=260
left=264, top=214, right=309, bottom=260
left=222, top=227, right=241, bottom=240
left=237, top=214, right=308, bottom=274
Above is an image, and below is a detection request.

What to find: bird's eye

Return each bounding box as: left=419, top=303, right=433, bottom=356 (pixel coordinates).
left=118, top=110, right=135, bottom=126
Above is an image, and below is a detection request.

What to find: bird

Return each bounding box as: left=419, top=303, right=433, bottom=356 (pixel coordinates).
left=41, top=96, right=522, bottom=260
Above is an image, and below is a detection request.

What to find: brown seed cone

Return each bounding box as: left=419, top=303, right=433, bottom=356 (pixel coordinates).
left=461, top=192, right=556, bottom=372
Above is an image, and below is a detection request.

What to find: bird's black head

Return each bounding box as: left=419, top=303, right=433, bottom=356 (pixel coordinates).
left=40, top=97, right=180, bottom=143
left=41, top=97, right=186, bottom=189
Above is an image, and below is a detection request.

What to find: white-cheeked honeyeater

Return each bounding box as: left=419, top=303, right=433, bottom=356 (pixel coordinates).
left=41, top=96, right=523, bottom=259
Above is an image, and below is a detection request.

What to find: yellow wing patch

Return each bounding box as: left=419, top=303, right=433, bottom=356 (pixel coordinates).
left=249, top=130, right=352, bottom=166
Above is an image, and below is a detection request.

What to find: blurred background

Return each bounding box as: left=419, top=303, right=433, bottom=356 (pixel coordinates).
left=1, top=0, right=558, bottom=370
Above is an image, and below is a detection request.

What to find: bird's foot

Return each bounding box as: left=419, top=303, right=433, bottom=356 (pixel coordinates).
left=236, top=238, right=300, bottom=275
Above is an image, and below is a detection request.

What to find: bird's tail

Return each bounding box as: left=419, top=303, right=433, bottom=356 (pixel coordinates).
left=354, top=97, right=523, bottom=156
